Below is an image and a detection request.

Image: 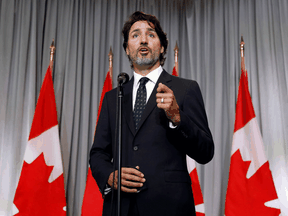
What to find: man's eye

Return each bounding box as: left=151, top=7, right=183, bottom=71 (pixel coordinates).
left=149, top=34, right=155, bottom=37
left=133, top=34, right=138, bottom=38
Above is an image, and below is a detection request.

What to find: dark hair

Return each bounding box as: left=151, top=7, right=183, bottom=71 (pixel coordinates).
left=122, top=11, right=168, bottom=67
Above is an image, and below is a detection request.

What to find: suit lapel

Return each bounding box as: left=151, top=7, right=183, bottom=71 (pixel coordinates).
left=123, top=77, right=136, bottom=135
left=136, top=70, right=172, bottom=133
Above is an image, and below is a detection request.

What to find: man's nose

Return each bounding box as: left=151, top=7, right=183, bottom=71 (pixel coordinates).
left=140, top=34, right=148, bottom=44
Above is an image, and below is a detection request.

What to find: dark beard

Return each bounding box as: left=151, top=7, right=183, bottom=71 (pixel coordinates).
left=128, top=52, right=160, bottom=67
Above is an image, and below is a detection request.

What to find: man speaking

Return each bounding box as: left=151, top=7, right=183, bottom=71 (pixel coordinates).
left=90, top=11, right=214, bottom=216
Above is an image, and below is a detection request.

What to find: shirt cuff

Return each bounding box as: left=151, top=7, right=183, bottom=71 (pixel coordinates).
left=169, top=121, right=178, bottom=129
left=104, top=184, right=112, bottom=195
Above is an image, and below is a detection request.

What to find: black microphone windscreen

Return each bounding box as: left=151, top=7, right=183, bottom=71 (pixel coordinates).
left=118, top=73, right=129, bottom=85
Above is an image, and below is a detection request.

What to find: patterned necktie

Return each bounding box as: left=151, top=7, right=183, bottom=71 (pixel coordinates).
left=133, top=77, right=149, bottom=130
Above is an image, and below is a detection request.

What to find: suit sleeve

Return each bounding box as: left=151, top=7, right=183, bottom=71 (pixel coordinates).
left=169, top=81, right=214, bottom=164
left=89, top=93, right=114, bottom=195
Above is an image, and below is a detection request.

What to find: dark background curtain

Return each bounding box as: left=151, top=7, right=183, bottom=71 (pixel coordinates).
left=0, top=0, right=287, bottom=215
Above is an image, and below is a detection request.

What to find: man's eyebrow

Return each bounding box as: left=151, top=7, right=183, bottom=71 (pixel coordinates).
left=130, top=28, right=156, bottom=34
left=130, top=29, right=140, bottom=34
left=147, top=28, right=156, bottom=32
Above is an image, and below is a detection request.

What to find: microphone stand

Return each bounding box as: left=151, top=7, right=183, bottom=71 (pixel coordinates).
left=117, top=83, right=123, bottom=216
left=115, top=73, right=129, bottom=216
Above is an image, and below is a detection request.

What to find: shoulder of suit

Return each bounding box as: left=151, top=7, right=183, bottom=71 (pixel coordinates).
left=104, top=76, right=133, bottom=98
left=169, top=73, right=199, bottom=88
left=103, top=87, right=117, bottom=99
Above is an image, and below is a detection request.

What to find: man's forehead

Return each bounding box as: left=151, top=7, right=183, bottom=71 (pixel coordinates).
left=130, top=20, right=156, bottom=33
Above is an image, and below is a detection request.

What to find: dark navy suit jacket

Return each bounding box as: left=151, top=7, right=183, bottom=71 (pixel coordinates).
left=89, top=70, right=214, bottom=216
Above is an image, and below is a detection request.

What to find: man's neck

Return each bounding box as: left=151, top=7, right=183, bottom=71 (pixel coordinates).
left=133, top=61, right=161, bottom=76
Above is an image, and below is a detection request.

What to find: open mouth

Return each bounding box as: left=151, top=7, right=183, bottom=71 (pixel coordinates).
left=138, top=47, right=150, bottom=55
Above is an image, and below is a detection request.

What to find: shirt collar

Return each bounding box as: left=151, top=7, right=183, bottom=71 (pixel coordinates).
left=133, top=66, right=163, bottom=86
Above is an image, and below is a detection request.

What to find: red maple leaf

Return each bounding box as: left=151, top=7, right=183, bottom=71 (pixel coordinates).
left=14, top=153, right=66, bottom=216
left=225, top=149, right=280, bottom=216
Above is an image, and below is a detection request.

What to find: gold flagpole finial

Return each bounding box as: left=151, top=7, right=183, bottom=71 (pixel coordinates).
left=108, top=46, right=113, bottom=79
left=240, top=36, right=245, bottom=58
left=240, top=36, right=246, bottom=73
left=174, top=41, right=179, bottom=75
left=174, top=41, right=179, bottom=53
left=50, top=39, right=56, bottom=72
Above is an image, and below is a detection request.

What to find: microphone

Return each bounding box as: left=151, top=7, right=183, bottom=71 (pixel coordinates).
left=117, top=73, right=130, bottom=85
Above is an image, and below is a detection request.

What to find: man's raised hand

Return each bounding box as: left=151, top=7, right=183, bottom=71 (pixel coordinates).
left=156, top=83, right=181, bottom=126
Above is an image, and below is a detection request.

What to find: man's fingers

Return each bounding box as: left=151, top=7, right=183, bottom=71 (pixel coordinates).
left=156, top=92, right=173, bottom=98
left=122, top=179, right=143, bottom=188
left=109, top=167, right=145, bottom=193
left=121, top=167, right=144, bottom=177
left=156, top=97, right=173, bottom=104
left=121, top=186, right=138, bottom=193
left=157, top=103, right=170, bottom=110
left=122, top=172, right=146, bottom=183
left=157, top=83, right=173, bottom=93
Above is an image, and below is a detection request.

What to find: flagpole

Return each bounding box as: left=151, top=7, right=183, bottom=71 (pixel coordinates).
left=50, top=39, right=56, bottom=77
left=174, top=41, right=179, bottom=76
left=108, top=47, right=113, bottom=85
left=240, top=36, right=246, bottom=75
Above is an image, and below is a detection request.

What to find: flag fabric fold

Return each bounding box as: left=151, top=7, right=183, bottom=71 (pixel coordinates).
left=13, top=66, right=66, bottom=216
left=225, top=71, right=281, bottom=216
left=187, top=156, right=205, bottom=216
left=172, top=66, right=178, bottom=76
left=81, top=71, right=112, bottom=216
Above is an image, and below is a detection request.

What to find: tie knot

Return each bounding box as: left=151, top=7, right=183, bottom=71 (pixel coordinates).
left=139, top=77, right=149, bottom=86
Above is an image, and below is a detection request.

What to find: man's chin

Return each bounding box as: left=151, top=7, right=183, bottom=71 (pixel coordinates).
left=135, top=57, right=157, bottom=66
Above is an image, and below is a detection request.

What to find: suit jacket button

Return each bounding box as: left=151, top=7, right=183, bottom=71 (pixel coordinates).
left=133, top=146, right=138, bottom=151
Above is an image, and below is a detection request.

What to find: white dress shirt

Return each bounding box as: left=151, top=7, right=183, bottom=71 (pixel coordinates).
left=132, top=66, right=163, bottom=110
left=133, top=66, right=177, bottom=129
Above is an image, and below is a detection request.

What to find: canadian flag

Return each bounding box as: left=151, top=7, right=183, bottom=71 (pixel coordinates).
left=13, top=66, right=66, bottom=215
left=225, top=71, right=281, bottom=215
left=81, top=71, right=112, bottom=216
left=173, top=68, right=205, bottom=216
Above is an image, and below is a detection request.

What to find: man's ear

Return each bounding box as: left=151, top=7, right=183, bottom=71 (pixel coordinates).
left=126, top=47, right=129, bottom=55
left=161, top=46, right=164, bottom=54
